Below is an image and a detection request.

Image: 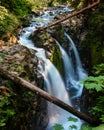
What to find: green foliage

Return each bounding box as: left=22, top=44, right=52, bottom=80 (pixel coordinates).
left=0, top=0, right=32, bottom=18
left=53, top=116, right=78, bottom=130
left=93, top=63, right=104, bottom=76
left=0, top=79, right=36, bottom=129
left=92, top=124, right=104, bottom=130
left=0, top=6, right=19, bottom=36
left=29, top=0, right=48, bottom=10
left=92, top=96, right=104, bottom=122
left=0, top=58, right=3, bottom=63
left=84, top=3, right=104, bottom=65
left=83, top=63, right=104, bottom=123
left=16, top=65, right=23, bottom=72
left=0, top=0, right=33, bottom=37
left=81, top=124, right=104, bottom=130
left=0, top=94, right=15, bottom=127
left=69, top=125, right=77, bottom=129
left=50, top=46, right=64, bottom=75
left=87, top=12, right=104, bottom=45
left=83, top=76, right=104, bottom=92
left=27, top=0, right=70, bottom=10
left=81, top=124, right=92, bottom=130
left=53, top=124, right=64, bottom=130
left=68, top=116, right=78, bottom=122
left=70, top=0, right=87, bottom=9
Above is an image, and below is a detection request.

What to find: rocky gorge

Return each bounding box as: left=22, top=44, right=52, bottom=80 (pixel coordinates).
left=0, top=1, right=104, bottom=130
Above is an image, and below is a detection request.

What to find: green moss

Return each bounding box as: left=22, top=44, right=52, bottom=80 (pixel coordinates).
left=16, top=65, right=23, bottom=72
left=52, top=25, right=66, bottom=45
left=0, top=6, right=19, bottom=37
left=50, top=46, right=64, bottom=75
left=0, top=0, right=33, bottom=37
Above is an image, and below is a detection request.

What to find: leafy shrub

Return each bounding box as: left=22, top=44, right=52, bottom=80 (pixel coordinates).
left=0, top=0, right=33, bottom=37
left=0, top=94, right=15, bottom=128
left=0, top=6, right=19, bottom=37
left=83, top=63, right=104, bottom=123
left=84, top=76, right=104, bottom=92
left=0, top=0, right=32, bottom=18
left=93, top=63, right=104, bottom=76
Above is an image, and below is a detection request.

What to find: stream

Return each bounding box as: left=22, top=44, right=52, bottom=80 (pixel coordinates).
left=19, top=6, right=87, bottom=130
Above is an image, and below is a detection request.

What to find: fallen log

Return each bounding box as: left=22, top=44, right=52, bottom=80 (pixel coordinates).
left=35, top=0, right=100, bottom=32
left=0, top=68, right=99, bottom=125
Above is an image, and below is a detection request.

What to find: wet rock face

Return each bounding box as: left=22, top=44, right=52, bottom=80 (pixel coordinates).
left=0, top=42, right=45, bottom=90
left=0, top=44, right=34, bottom=79
left=0, top=42, right=47, bottom=130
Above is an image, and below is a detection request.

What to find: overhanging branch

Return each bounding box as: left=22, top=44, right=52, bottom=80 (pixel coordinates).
left=35, top=0, right=100, bottom=32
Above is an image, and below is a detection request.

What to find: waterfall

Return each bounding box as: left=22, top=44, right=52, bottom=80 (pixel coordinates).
left=55, top=39, right=75, bottom=85
left=65, top=32, right=87, bottom=81
left=36, top=49, right=82, bottom=130
left=55, top=38, right=87, bottom=99
left=18, top=7, right=86, bottom=130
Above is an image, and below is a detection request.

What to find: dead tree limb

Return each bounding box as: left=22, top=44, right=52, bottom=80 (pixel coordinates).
left=36, top=0, right=100, bottom=31
left=0, top=68, right=99, bottom=125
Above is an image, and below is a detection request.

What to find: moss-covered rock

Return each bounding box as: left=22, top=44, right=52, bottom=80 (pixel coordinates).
left=31, top=26, right=65, bottom=75
left=50, top=45, right=64, bottom=75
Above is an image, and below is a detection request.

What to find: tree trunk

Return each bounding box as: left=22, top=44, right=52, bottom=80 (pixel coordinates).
left=0, top=68, right=99, bottom=126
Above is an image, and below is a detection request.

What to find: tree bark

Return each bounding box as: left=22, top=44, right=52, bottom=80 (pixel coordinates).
left=0, top=68, right=99, bottom=126
left=35, top=0, right=100, bottom=32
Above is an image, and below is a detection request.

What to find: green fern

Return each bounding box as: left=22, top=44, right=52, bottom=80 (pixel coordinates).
left=80, top=125, right=92, bottom=130
left=83, top=74, right=104, bottom=122
left=93, top=63, right=104, bottom=75
left=83, top=76, right=104, bottom=92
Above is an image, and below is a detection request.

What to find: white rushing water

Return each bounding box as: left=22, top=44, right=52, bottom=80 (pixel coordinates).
left=19, top=6, right=87, bottom=130
left=55, top=38, right=87, bottom=99
left=64, top=33, right=87, bottom=81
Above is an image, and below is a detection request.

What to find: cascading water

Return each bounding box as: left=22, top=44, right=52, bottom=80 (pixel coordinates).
left=55, top=39, right=75, bottom=85
left=55, top=38, right=87, bottom=99
left=64, top=33, right=87, bottom=81
left=19, top=6, right=86, bottom=130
